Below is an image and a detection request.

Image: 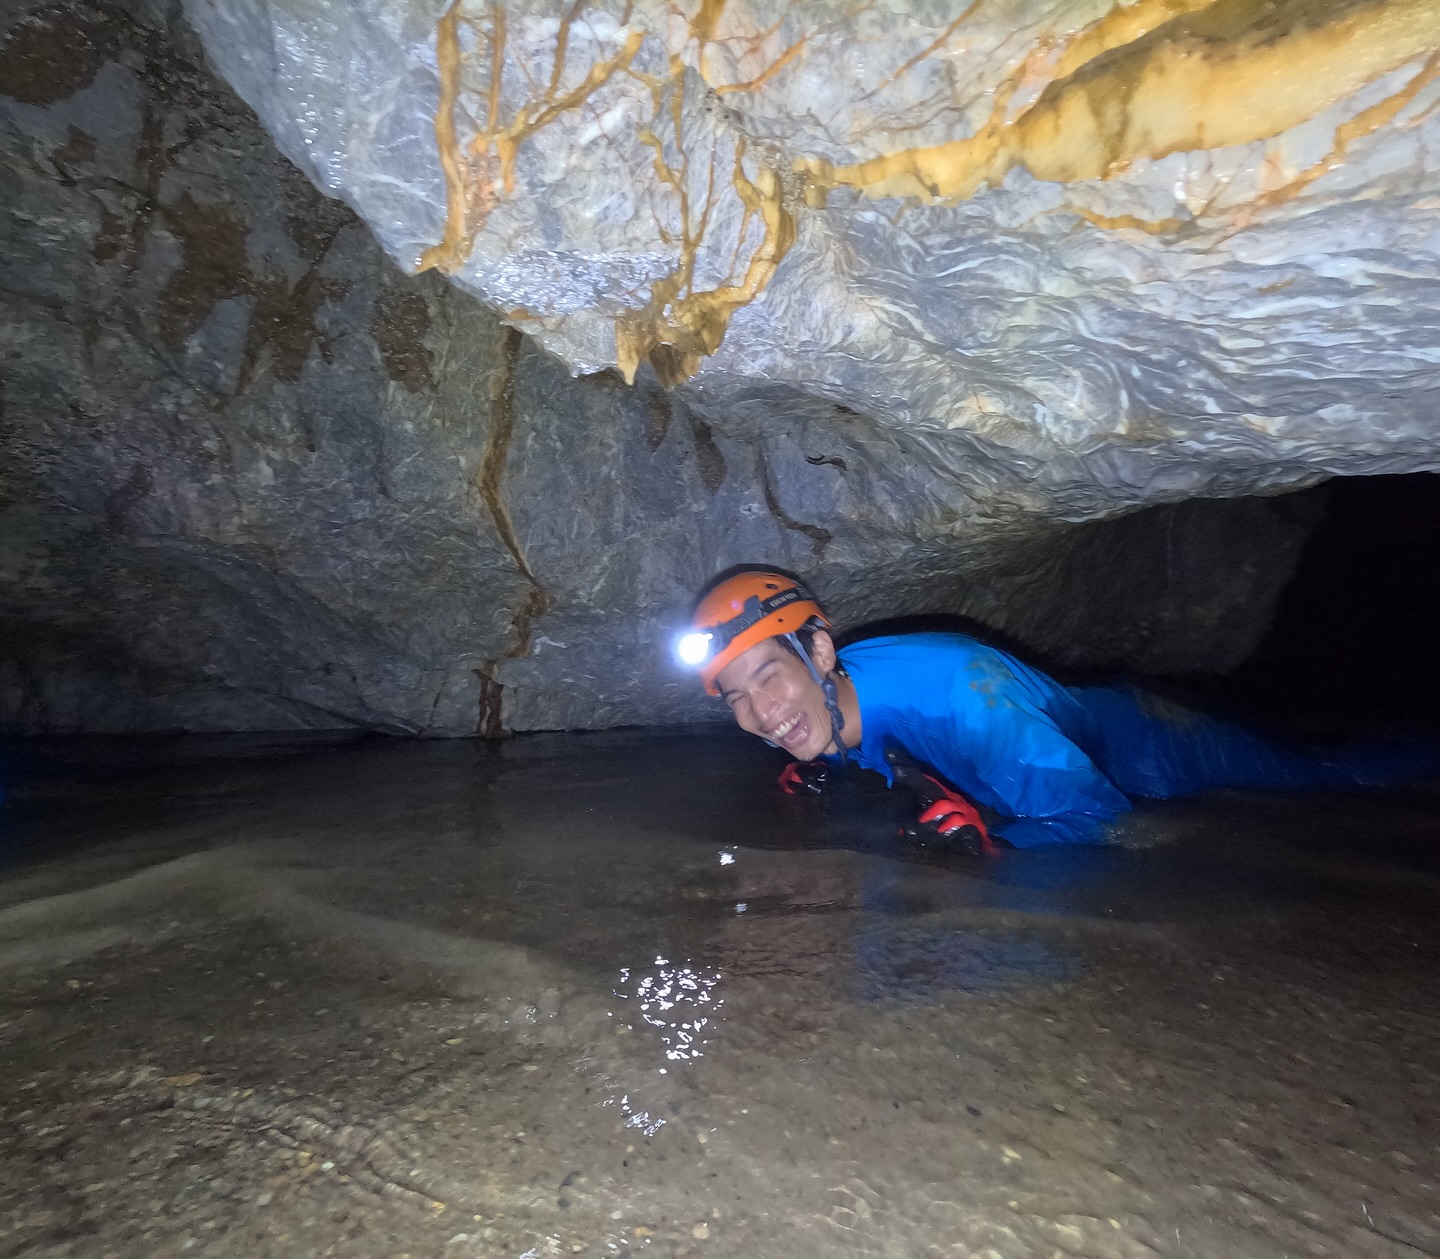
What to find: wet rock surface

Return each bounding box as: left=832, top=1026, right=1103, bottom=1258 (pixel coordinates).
left=186, top=0, right=1440, bottom=505
left=0, top=0, right=1326, bottom=736
left=1, top=732, right=1438, bottom=1257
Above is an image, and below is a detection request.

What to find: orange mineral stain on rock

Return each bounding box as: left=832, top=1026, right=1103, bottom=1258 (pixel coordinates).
left=797, top=0, right=1440, bottom=206
left=677, top=0, right=812, bottom=94
left=615, top=128, right=794, bottom=386
left=419, top=0, right=798, bottom=381
left=1072, top=208, right=1192, bottom=235
left=420, top=2, right=644, bottom=274
left=1249, top=50, right=1440, bottom=213
left=687, top=0, right=730, bottom=49
left=421, top=0, right=1435, bottom=380
left=859, top=0, right=987, bottom=102
left=419, top=0, right=488, bottom=274
left=1045, top=0, right=1221, bottom=87
left=712, top=29, right=811, bottom=96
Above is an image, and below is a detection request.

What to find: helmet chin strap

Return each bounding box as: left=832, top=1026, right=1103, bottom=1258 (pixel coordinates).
left=784, top=632, right=849, bottom=765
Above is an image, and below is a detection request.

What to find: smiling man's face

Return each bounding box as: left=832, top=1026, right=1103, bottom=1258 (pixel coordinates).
left=714, top=633, right=836, bottom=761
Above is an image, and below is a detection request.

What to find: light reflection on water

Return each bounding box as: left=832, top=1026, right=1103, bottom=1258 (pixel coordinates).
left=613, top=956, right=724, bottom=1063
left=603, top=956, right=724, bottom=1135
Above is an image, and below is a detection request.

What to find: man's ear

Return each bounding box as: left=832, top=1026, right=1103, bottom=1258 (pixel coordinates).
left=809, top=629, right=838, bottom=675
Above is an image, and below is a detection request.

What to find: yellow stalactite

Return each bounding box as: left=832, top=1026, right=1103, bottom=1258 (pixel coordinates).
left=797, top=0, right=1440, bottom=206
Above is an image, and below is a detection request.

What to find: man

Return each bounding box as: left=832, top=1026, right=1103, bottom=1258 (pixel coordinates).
left=676, top=568, right=1433, bottom=848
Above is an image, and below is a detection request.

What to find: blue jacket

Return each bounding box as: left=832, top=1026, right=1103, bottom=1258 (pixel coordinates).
left=835, top=634, right=1433, bottom=847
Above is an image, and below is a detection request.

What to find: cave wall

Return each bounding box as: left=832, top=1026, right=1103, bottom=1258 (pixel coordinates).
left=0, top=0, right=1321, bottom=735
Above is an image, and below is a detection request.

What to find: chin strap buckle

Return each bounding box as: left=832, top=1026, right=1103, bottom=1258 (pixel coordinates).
left=782, top=631, right=848, bottom=764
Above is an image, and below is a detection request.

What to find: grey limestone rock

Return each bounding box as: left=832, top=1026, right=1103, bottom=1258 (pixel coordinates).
left=0, top=0, right=1329, bottom=734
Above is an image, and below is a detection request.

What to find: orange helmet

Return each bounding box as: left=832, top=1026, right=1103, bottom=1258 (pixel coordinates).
left=679, top=570, right=829, bottom=695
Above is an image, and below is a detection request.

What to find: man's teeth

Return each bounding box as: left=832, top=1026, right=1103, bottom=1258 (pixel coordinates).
left=771, top=714, right=800, bottom=741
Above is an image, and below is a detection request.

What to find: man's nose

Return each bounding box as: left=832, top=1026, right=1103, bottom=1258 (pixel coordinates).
left=751, top=690, right=781, bottom=727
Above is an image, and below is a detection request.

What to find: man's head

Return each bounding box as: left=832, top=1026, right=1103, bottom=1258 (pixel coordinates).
left=714, top=628, right=842, bottom=760
left=678, top=569, right=847, bottom=760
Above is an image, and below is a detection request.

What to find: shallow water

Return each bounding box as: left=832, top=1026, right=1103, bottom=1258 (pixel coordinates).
left=1, top=730, right=1438, bottom=1258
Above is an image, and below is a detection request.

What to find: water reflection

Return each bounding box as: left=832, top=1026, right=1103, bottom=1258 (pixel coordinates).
left=613, top=957, right=723, bottom=1063
left=606, top=1093, right=667, bottom=1137
left=603, top=957, right=725, bottom=1135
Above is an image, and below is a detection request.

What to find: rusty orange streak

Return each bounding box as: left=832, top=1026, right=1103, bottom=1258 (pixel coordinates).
left=798, top=0, right=1440, bottom=209
left=617, top=47, right=794, bottom=386
left=1072, top=207, right=1190, bottom=235
left=547, top=0, right=586, bottom=98
left=860, top=0, right=987, bottom=103
left=710, top=4, right=868, bottom=97
left=689, top=0, right=729, bottom=48
left=493, top=28, right=647, bottom=195
left=418, top=0, right=466, bottom=273
left=420, top=4, right=644, bottom=274
left=714, top=29, right=810, bottom=94
left=486, top=3, right=506, bottom=131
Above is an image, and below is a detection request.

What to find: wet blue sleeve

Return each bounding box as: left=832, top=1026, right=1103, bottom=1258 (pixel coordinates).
left=1071, top=683, right=1440, bottom=799
left=897, top=685, right=1133, bottom=848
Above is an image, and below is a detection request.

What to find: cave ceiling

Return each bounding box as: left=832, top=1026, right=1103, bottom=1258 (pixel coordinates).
left=188, top=0, right=1440, bottom=515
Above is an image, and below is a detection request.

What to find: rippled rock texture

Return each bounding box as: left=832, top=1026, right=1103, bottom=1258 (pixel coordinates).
left=0, top=0, right=1343, bottom=733
left=188, top=0, right=1440, bottom=511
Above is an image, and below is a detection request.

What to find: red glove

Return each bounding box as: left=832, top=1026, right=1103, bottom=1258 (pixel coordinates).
left=915, top=775, right=994, bottom=854
left=778, top=761, right=829, bottom=796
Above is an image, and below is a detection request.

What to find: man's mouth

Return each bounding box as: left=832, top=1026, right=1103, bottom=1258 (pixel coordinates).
left=768, top=713, right=809, bottom=750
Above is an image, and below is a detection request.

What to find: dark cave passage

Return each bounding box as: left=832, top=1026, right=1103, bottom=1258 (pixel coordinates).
left=1204, top=473, right=1440, bottom=731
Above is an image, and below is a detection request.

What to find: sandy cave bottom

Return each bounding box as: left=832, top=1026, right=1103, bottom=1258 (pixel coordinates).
left=0, top=729, right=1437, bottom=1259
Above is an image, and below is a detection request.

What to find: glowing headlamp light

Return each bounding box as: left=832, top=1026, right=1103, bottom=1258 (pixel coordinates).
left=676, top=631, right=713, bottom=667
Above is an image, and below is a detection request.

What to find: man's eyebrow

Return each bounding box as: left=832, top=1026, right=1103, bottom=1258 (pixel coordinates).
left=721, top=662, right=768, bottom=699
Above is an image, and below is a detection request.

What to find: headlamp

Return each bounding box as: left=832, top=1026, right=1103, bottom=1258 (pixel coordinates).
left=676, top=631, right=713, bottom=667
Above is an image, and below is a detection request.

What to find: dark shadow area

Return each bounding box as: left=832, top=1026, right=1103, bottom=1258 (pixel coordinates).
left=846, top=476, right=1440, bottom=741
left=1199, top=473, right=1440, bottom=733
left=0, top=732, right=371, bottom=872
